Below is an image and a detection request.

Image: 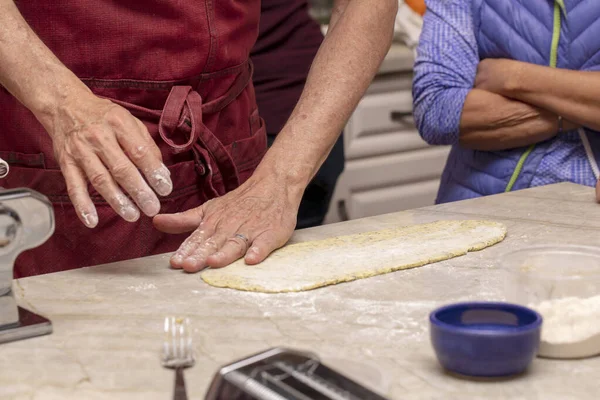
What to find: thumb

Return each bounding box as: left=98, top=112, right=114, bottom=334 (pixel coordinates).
left=244, top=230, right=288, bottom=265
left=153, top=207, right=203, bottom=234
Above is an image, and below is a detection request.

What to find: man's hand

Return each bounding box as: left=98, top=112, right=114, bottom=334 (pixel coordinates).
left=153, top=0, right=397, bottom=272
left=0, top=0, right=173, bottom=227
left=49, top=92, right=172, bottom=227
left=153, top=172, right=299, bottom=272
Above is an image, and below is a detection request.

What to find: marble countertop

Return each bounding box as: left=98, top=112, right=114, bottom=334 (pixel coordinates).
left=2, top=183, right=600, bottom=399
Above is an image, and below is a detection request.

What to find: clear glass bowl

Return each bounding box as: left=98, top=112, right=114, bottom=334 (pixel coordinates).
left=502, top=245, right=600, bottom=305
left=501, top=245, right=600, bottom=359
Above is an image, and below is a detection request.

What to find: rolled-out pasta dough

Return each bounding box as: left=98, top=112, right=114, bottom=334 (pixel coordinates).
left=200, top=220, right=507, bottom=293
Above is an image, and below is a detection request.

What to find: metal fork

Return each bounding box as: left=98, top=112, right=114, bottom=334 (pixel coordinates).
left=162, top=317, right=195, bottom=400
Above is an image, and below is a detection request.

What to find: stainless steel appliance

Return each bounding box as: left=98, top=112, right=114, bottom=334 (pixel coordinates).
left=205, top=347, right=389, bottom=400
left=0, top=188, right=55, bottom=344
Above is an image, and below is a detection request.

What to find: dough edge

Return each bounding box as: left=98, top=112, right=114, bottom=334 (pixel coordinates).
left=200, top=220, right=507, bottom=293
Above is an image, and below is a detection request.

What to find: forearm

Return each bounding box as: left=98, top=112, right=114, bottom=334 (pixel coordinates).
left=254, top=0, right=397, bottom=191
left=504, top=62, right=600, bottom=131
left=459, top=89, right=561, bottom=151
left=0, top=0, right=89, bottom=132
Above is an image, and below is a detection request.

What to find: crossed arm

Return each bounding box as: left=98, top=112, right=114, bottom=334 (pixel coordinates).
left=412, top=1, right=600, bottom=151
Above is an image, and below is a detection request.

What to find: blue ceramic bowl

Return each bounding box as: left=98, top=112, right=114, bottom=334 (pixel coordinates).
left=430, top=302, right=542, bottom=377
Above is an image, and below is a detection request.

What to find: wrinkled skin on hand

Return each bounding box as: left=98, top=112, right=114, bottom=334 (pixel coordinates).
left=153, top=173, right=299, bottom=272
left=49, top=94, right=173, bottom=227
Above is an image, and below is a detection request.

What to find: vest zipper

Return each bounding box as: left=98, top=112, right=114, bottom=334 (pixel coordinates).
left=505, top=0, right=562, bottom=192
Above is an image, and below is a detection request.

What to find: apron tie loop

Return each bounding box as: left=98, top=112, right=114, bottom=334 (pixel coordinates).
left=157, top=85, right=241, bottom=193
left=158, top=86, right=200, bottom=154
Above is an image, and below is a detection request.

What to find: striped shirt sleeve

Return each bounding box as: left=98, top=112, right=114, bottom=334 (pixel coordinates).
left=412, top=0, right=479, bottom=145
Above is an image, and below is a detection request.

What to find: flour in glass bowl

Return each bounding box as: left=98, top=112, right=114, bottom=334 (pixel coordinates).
left=530, top=295, right=600, bottom=358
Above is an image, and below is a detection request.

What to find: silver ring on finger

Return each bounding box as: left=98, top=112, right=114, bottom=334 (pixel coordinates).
left=234, top=233, right=249, bottom=244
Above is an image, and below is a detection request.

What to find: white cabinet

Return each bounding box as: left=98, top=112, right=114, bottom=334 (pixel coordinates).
left=345, top=91, right=428, bottom=159
left=325, top=44, right=449, bottom=224
left=348, top=179, right=441, bottom=219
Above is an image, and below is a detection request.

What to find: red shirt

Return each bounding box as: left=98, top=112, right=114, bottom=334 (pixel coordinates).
left=251, top=0, right=324, bottom=135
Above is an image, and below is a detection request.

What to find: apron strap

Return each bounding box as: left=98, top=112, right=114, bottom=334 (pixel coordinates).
left=159, top=86, right=197, bottom=153
left=105, top=60, right=254, bottom=194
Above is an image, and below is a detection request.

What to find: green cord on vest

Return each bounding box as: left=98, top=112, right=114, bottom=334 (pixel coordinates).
left=505, top=1, right=562, bottom=192
left=505, top=145, right=535, bottom=192
left=555, top=0, right=566, bottom=16
left=549, top=1, right=562, bottom=69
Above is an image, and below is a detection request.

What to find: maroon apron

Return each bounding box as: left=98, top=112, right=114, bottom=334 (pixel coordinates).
left=0, top=1, right=267, bottom=278
left=252, top=0, right=325, bottom=135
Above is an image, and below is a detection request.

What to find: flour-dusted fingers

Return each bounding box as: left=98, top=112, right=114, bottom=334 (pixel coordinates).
left=179, top=232, right=229, bottom=273
left=61, top=161, right=98, bottom=228
left=49, top=95, right=170, bottom=222
left=117, top=115, right=173, bottom=197
left=155, top=174, right=299, bottom=271
left=96, top=133, right=160, bottom=217
left=170, top=223, right=214, bottom=269
left=77, top=149, right=140, bottom=222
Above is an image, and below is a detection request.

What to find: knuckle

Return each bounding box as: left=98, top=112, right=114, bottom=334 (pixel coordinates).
left=200, top=214, right=220, bottom=229
left=203, top=239, right=219, bottom=250
left=105, top=106, right=131, bottom=127
left=63, top=138, right=85, bottom=160
left=88, top=171, right=111, bottom=188
left=67, top=148, right=88, bottom=166
left=189, top=228, right=207, bottom=242
left=259, top=230, right=285, bottom=247
left=110, top=162, right=136, bottom=182
left=193, top=207, right=204, bottom=221
left=83, top=127, right=110, bottom=148
left=70, top=138, right=89, bottom=156
left=127, top=144, right=150, bottom=163
left=201, top=198, right=216, bottom=211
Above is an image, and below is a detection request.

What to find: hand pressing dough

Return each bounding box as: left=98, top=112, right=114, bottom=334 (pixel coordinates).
left=200, top=220, right=507, bottom=293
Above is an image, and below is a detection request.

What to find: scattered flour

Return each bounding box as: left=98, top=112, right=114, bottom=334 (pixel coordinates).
left=127, top=283, right=157, bottom=292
